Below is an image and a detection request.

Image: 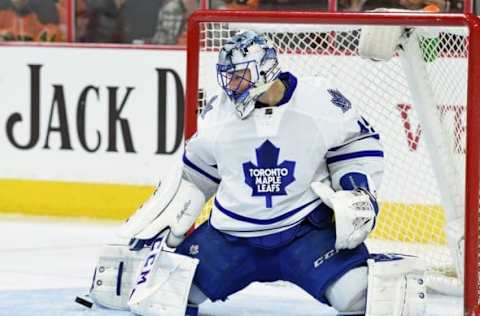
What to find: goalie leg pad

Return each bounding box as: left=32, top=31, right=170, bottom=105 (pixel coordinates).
left=366, top=254, right=427, bottom=316
left=188, top=284, right=208, bottom=305
left=325, top=266, right=367, bottom=315
left=89, top=244, right=150, bottom=310
left=445, top=216, right=464, bottom=281
left=128, top=238, right=199, bottom=316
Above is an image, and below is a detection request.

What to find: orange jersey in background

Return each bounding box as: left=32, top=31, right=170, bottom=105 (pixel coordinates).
left=423, top=3, right=441, bottom=12
left=223, top=0, right=259, bottom=10
left=0, top=7, right=62, bottom=41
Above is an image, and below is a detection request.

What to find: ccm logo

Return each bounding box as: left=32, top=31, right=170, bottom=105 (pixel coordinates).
left=136, top=239, right=163, bottom=285
left=314, top=249, right=340, bottom=268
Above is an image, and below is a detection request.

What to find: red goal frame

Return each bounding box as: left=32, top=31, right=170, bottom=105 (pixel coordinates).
left=185, top=10, right=480, bottom=315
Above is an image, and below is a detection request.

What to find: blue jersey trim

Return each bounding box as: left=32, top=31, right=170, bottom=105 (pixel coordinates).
left=183, top=153, right=221, bottom=184
left=214, top=197, right=320, bottom=225
left=276, top=72, right=297, bottom=107
left=328, top=133, right=380, bottom=152
left=326, top=150, right=384, bottom=164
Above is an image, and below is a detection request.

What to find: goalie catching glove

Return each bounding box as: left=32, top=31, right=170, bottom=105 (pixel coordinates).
left=311, top=181, right=378, bottom=250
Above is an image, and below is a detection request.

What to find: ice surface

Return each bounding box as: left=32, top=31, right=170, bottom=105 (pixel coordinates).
left=0, top=215, right=462, bottom=316
left=0, top=216, right=334, bottom=316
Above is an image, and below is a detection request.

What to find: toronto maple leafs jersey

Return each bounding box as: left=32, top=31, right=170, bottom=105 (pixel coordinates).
left=183, top=72, right=384, bottom=237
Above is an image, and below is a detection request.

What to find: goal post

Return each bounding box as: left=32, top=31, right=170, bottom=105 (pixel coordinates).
left=185, top=10, right=480, bottom=315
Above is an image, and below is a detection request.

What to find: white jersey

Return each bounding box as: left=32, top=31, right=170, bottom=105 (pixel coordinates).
left=183, top=73, right=384, bottom=237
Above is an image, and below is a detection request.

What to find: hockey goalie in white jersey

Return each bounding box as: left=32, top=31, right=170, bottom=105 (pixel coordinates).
left=88, top=30, right=430, bottom=316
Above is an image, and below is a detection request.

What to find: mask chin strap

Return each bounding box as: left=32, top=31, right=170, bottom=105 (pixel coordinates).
left=234, top=80, right=276, bottom=120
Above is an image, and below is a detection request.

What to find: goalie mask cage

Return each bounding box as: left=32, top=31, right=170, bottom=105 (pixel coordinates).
left=185, top=10, right=480, bottom=315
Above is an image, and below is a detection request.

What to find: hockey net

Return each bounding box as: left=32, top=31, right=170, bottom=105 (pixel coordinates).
left=186, top=11, right=480, bottom=313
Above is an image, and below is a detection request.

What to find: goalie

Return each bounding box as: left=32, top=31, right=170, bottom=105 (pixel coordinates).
left=88, top=30, right=430, bottom=316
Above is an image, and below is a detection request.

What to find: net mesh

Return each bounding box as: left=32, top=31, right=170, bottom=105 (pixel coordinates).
left=195, top=22, right=468, bottom=280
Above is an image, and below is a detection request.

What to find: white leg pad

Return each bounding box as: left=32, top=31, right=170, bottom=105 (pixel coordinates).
left=128, top=239, right=199, bottom=316
left=90, top=244, right=150, bottom=310
left=188, top=284, right=208, bottom=305
left=366, top=256, right=427, bottom=316
left=445, top=216, right=465, bottom=281
left=325, top=266, right=367, bottom=315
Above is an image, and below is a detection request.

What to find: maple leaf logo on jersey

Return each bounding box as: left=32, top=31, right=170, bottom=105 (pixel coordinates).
left=242, top=140, right=296, bottom=208
left=327, top=89, right=351, bottom=113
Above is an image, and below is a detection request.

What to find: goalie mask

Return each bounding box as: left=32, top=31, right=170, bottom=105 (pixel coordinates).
left=217, top=30, right=280, bottom=119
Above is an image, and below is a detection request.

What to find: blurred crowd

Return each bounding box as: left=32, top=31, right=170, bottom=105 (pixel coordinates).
left=211, top=0, right=464, bottom=12
left=76, top=0, right=190, bottom=44
left=0, top=0, right=65, bottom=41
left=0, top=0, right=470, bottom=44
left=338, top=0, right=464, bottom=12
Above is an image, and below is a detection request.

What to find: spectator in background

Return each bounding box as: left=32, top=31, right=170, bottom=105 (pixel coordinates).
left=151, top=0, right=187, bottom=44
left=72, top=0, right=89, bottom=41
left=81, top=0, right=187, bottom=45
left=0, top=0, right=63, bottom=41
left=211, top=0, right=259, bottom=10
left=257, top=0, right=328, bottom=10
left=398, top=0, right=445, bottom=11
left=123, top=0, right=187, bottom=44
left=82, top=0, right=124, bottom=43
left=340, top=0, right=446, bottom=11
left=56, top=0, right=67, bottom=39
left=174, top=0, right=196, bottom=45
left=212, top=0, right=328, bottom=10
left=448, top=0, right=464, bottom=12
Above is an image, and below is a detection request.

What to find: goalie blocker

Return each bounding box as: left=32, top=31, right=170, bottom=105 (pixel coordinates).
left=89, top=166, right=205, bottom=315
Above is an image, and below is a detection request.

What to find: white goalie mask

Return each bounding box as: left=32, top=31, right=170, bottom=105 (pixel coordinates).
left=216, top=30, right=280, bottom=119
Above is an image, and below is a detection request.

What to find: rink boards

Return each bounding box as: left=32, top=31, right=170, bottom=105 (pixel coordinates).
left=0, top=45, right=467, bottom=246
